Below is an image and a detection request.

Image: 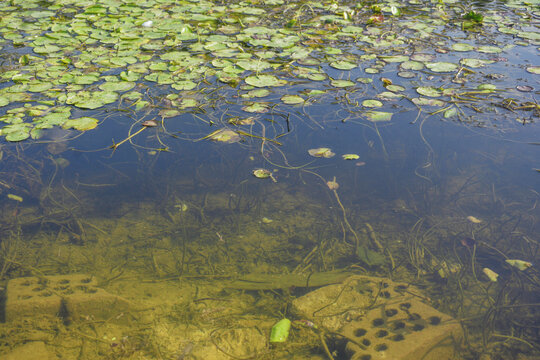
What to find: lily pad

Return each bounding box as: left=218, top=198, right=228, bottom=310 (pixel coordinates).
left=329, top=60, right=357, bottom=70
left=526, top=66, right=540, bottom=74
left=425, top=62, right=458, bottom=72
left=308, top=147, right=335, bottom=158
left=330, top=79, right=355, bottom=88
left=342, top=154, right=360, bottom=160
left=362, top=99, right=383, bottom=108
left=363, top=111, right=393, bottom=122
left=416, top=86, right=441, bottom=97
left=62, top=117, right=99, bottom=131
left=281, top=95, right=304, bottom=104
left=208, top=129, right=241, bottom=143
left=245, top=74, right=287, bottom=88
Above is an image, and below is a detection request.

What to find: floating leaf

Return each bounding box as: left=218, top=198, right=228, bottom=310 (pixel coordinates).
left=99, top=81, right=136, bottom=92
left=460, top=58, right=494, bottom=68
left=362, top=99, right=383, bottom=108
left=253, top=169, right=275, bottom=182
left=412, top=97, right=445, bottom=106
left=363, top=111, right=393, bottom=122
left=7, top=194, right=23, bottom=202
left=62, top=117, right=99, bottom=131
left=281, top=95, right=304, bottom=104
left=308, top=148, right=335, bottom=158
left=171, top=80, right=197, bottom=90
left=329, top=60, right=357, bottom=70
left=505, top=259, right=532, bottom=271
left=483, top=268, right=498, bottom=282
left=452, top=43, right=474, bottom=52
left=245, top=74, right=287, bottom=87
left=208, top=129, right=241, bottom=143
left=425, top=62, right=458, bottom=72
left=342, top=154, right=360, bottom=160
left=416, top=86, right=441, bottom=97
left=330, top=79, right=355, bottom=88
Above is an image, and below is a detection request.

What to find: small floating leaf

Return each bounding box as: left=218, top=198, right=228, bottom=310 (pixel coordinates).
left=280, top=95, right=304, bottom=104
left=330, top=79, right=355, bottom=88
left=62, top=117, right=99, bottom=131
left=362, top=99, right=383, bottom=108
left=329, top=60, right=357, bottom=70
left=308, top=147, right=335, bottom=158
left=483, top=268, right=498, bottom=282
left=363, top=111, right=393, bottom=122
left=7, top=194, right=23, bottom=202
left=416, top=86, right=441, bottom=97
left=245, top=74, right=287, bottom=87
left=208, top=129, right=241, bottom=143
left=526, top=66, right=540, bottom=74
left=342, top=154, right=360, bottom=160
left=505, top=259, right=532, bottom=271
left=425, top=62, right=458, bottom=72
left=467, top=215, right=482, bottom=223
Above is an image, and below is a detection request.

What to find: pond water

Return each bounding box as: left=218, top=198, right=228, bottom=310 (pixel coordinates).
left=0, top=0, right=539, bottom=359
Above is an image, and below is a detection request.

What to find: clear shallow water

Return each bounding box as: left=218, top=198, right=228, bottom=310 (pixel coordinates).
left=0, top=0, right=539, bottom=359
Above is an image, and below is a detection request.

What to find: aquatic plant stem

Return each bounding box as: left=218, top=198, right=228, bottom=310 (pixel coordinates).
left=331, top=181, right=360, bottom=246
left=110, top=126, right=147, bottom=149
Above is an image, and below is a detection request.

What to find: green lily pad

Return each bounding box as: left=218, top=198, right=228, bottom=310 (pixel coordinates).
left=342, top=154, right=360, bottom=160
left=452, top=43, right=474, bottom=52
left=416, top=86, right=441, bottom=97
left=245, top=74, right=287, bottom=87
left=331, top=79, right=355, bottom=88
left=308, top=147, right=335, bottom=158
left=425, top=62, right=458, bottom=72
left=242, top=102, right=269, bottom=113
left=526, top=66, right=540, bottom=74
left=171, top=80, right=197, bottom=90
left=208, top=129, right=241, bottom=143
left=281, top=95, right=304, bottom=104
left=460, top=58, right=495, bottom=68
left=362, top=99, right=383, bottom=108
left=329, top=60, right=357, bottom=70
left=62, top=117, right=99, bottom=131
left=363, top=111, right=393, bottom=122
left=379, top=55, right=409, bottom=63
left=400, top=61, right=424, bottom=70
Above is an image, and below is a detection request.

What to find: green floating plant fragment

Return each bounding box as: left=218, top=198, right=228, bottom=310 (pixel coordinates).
left=526, top=66, right=540, bottom=74
left=452, top=43, right=474, bottom=52
left=0, top=97, right=10, bottom=107
left=245, top=74, right=287, bottom=88
left=460, top=58, right=495, bottom=68
left=99, top=81, right=136, bottom=92
left=62, top=117, right=99, bottom=131
left=171, top=80, right=197, bottom=91
left=362, top=99, right=383, bottom=108
left=281, top=95, right=304, bottom=104
left=425, top=62, right=458, bottom=72
left=363, top=111, right=393, bottom=122
left=242, top=102, right=269, bottom=113
left=330, top=79, right=355, bottom=88
left=416, top=86, right=441, bottom=97
left=329, top=60, right=357, bottom=70
left=342, top=154, right=360, bottom=160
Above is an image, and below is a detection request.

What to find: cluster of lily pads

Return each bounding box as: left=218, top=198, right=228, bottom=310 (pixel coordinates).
left=0, top=0, right=538, bottom=142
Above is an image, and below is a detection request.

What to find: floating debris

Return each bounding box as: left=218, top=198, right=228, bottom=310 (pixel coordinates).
left=207, top=129, right=241, bottom=143
left=141, top=119, right=158, bottom=127
left=467, top=216, right=482, bottom=224
left=261, top=217, right=273, bottom=224
left=342, top=154, right=360, bottom=160
left=252, top=168, right=276, bottom=182
left=308, top=147, right=335, bottom=158
left=483, top=267, right=499, bottom=282
left=326, top=178, right=339, bottom=190
left=505, top=259, right=532, bottom=271
left=7, top=194, right=23, bottom=202
left=460, top=237, right=476, bottom=249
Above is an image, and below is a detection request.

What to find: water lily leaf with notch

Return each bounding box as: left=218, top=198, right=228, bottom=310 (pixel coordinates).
left=242, top=102, right=270, bottom=113
left=0, top=97, right=9, bottom=107
left=476, top=46, right=502, bottom=54
left=281, top=95, right=304, bottom=104
left=245, top=74, right=287, bottom=88
left=236, top=59, right=272, bottom=72
left=241, top=89, right=271, bottom=99
left=253, top=168, right=272, bottom=179
left=425, top=62, right=458, bottom=72
left=308, top=147, right=335, bottom=158
left=363, top=111, right=393, bottom=122
left=452, top=43, right=474, bottom=52
left=362, top=99, right=383, bottom=108
left=171, top=80, right=197, bottom=90
left=62, top=117, right=99, bottom=131
left=331, top=79, right=355, bottom=88
left=416, top=86, right=441, bottom=97
left=400, top=61, right=424, bottom=70
left=207, top=129, right=241, bottom=143
left=329, top=60, right=357, bottom=70
left=460, top=58, right=495, bottom=68
left=1, top=123, right=31, bottom=142
left=386, top=85, right=405, bottom=92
